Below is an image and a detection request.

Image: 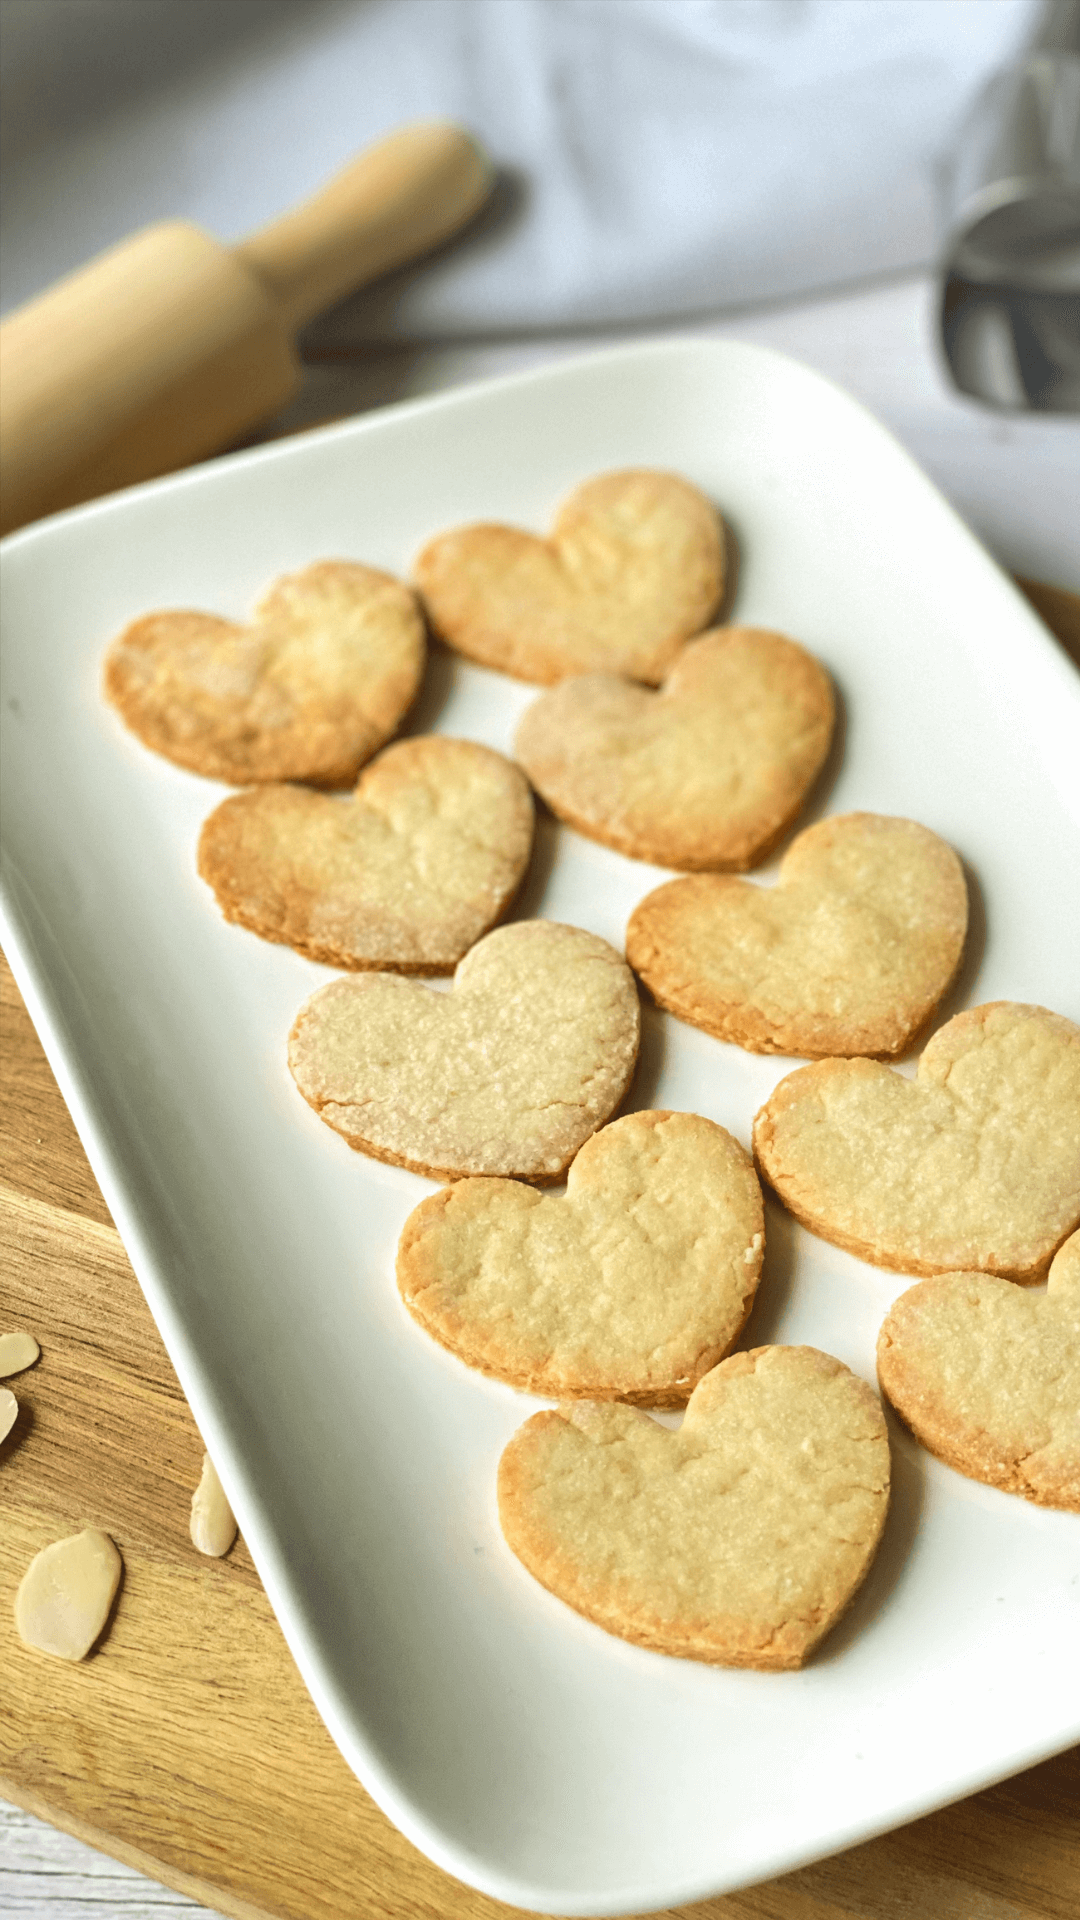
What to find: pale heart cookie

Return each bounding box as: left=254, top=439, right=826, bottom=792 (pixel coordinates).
left=514, top=627, right=835, bottom=870
left=626, top=814, right=968, bottom=1056
left=197, top=737, right=534, bottom=972
left=288, top=920, right=640, bottom=1181
left=877, top=1230, right=1080, bottom=1511
left=413, top=469, right=726, bottom=685
left=104, top=561, right=425, bottom=787
left=497, top=1345, right=890, bottom=1670
left=753, top=1003, right=1080, bottom=1282
left=397, top=1110, right=764, bottom=1405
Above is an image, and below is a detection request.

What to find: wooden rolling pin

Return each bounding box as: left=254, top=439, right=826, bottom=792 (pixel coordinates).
left=0, top=121, right=493, bottom=536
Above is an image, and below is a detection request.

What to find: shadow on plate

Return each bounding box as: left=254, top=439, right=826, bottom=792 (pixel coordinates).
left=399, top=636, right=459, bottom=737
left=617, top=1000, right=668, bottom=1117
left=904, top=854, right=988, bottom=1050
left=736, top=1195, right=802, bottom=1348
left=816, top=1408, right=927, bottom=1664
left=787, top=669, right=848, bottom=839
left=508, top=809, right=562, bottom=923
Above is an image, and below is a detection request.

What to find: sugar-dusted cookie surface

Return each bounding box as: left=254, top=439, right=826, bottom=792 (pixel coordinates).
left=197, top=736, right=534, bottom=972
left=498, top=1345, right=890, bottom=1670
left=877, top=1231, right=1080, bottom=1511
left=754, top=1003, right=1080, bottom=1282
left=515, top=627, right=834, bottom=870
left=397, top=1110, right=764, bottom=1405
left=288, top=920, right=640, bottom=1181
left=413, top=469, right=726, bottom=685
left=627, top=814, right=968, bottom=1056
left=104, top=561, right=425, bottom=787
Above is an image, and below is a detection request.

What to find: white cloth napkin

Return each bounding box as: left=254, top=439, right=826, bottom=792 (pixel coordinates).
left=0, top=0, right=1043, bottom=334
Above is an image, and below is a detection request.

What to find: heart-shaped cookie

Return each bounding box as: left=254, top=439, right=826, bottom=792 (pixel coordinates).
left=626, top=814, right=968, bottom=1056
left=877, top=1230, right=1080, bottom=1510
left=514, top=627, right=835, bottom=870
left=753, top=1003, right=1080, bottom=1282
left=397, top=1110, right=764, bottom=1404
left=288, top=919, right=640, bottom=1180
left=104, top=561, right=425, bottom=787
left=413, top=469, right=726, bottom=685
left=498, top=1345, right=891, bottom=1669
left=197, top=736, right=534, bottom=972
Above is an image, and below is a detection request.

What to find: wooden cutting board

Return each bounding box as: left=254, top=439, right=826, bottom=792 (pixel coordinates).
left=3, top=953, right=1079, bottom=1920
left=2, top=580, right=1079, bottom=1920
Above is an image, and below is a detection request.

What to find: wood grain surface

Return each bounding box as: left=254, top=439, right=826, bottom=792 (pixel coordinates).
left=2, top=943, right=1079, bottom=1920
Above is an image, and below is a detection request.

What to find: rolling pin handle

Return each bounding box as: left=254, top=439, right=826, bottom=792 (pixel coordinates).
left=233, top=121, right=494, bottom=332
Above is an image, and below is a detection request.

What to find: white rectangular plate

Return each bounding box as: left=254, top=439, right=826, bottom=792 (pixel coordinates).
left=2, top=341, right=1078, bottom=1916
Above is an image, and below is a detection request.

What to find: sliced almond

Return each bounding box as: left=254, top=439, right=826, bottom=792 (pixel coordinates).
left=15, top=1528, right=122, bottom=1660
left=0, top=1386, right=17, bottom=1442
left=190, top=1452, right=237, bottom=1558
left=0, top=1329, right=40, bottom=1377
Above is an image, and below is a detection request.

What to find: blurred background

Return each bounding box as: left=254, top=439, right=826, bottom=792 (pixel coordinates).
left=1, top=0, right=1078, bottom=586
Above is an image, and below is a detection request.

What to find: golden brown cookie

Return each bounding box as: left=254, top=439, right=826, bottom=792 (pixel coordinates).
left=626, top=814, right=968, bottom=1056
left=413, top=469, right=726, bottom=685
left=197, top=736, right=534, bottom=972
left=397, top=1110, right=764, bottom=1405
left=288, top=919, right=640, bottom=1181
left=514, top=627, right=835, bottom=869
left=104, top=560, right=425, bottom=786
left=753, top=1003, right=1080, bottom=1282
left=876, top=1231, right=1080, bottom=1511
left=497, top=1345, right=891, bottom=1669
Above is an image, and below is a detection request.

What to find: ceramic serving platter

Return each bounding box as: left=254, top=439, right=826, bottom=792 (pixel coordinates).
left=2, top=341, right=1078, bottom=1916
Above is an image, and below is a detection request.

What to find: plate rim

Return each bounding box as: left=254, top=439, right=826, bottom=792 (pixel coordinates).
left=2, top=334, right=1079, bottom=1916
